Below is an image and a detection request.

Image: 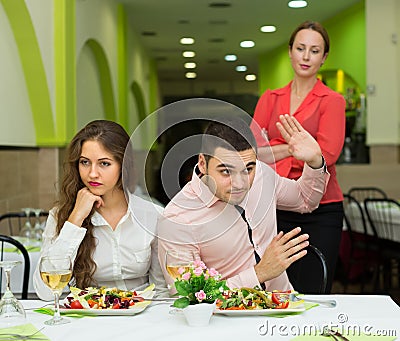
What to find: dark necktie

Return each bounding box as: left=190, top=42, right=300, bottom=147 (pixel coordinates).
left=235, top=205, right=266, bottom=289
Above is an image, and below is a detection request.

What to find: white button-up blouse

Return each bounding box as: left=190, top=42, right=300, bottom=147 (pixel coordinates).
left=33, top=194, right=169, bottom=301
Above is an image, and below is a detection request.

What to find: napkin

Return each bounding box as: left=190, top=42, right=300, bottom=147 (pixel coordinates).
left=271, top=302, right=318, bottom=318
left=34, top=307, right=96, bottom=318
left=4, top=246, right=41, bottom=253
left=0, top=323, right=50, bottom=340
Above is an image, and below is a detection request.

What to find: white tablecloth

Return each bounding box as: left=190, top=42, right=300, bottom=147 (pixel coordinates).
left=344, top=202, right=400, bottom=242
left=14, top=295, right=400, bottom=340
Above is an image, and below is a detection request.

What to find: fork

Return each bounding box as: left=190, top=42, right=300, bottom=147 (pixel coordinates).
left=322, top=328, right=350, bottom=341
left=289, top=293, right=337, bottom=308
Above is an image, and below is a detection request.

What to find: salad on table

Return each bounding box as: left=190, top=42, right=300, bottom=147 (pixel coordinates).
left=217, top=288, right=299, bottom=310
left=63, top=286, right=147, bottom=310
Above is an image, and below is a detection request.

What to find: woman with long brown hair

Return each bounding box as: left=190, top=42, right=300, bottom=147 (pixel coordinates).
left=34, top=120, right=168, bottom=300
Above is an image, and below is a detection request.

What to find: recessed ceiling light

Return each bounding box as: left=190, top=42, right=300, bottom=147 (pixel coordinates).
left=182, top=51, right=196, bottom=58
left=141, top=31, right=157, bottom=36
left=288, top=1, right=307, bottom=8
left=185, top=72, right=197, bottom=79
left=208, top=38, right=225, bottom=43
left=180, top=37, right=195, bottom=45
left=236, top=65, right=247, bottom=72
left=245, top=74, right=257, bottom=81
left=208, top=2, right=231, bottom=8
left=184, top=62, right=196, bottom=69
left=224, top=54, right=237, bottom=62
left=260, top=25, right=276, bottom=33
left=240, top=40, right=255, bottom=48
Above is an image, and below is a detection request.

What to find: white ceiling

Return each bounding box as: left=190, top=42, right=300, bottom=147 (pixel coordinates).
left=120, top=0, right=362, bottom=83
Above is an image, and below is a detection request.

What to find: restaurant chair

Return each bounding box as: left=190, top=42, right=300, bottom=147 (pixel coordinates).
left=0, top=211, right=48, bottom=236
left=340, top=194, right=381, bottom=293
left=0, top=235, right=30, bottom=300
left=347, top=186, right=388, bottom=203
left=364, top=198, right=400, bottom=292
left=288, top=244, right=328, bottom=294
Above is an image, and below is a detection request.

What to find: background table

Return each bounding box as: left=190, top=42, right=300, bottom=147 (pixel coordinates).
left=17, top=295, right=400, bottom=340
left=1, top=246, right=40, bottom=295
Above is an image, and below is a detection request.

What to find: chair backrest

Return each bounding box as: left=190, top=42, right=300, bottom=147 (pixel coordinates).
left=289, top=244, right=328, bottom=294
left=364, top=198, right=400, bottom=241
left=307, top=244, right=328, bottom=294
left=0, top=235, right=30, bottom=299
left=343, top=194, right=372, bottom=236
left=0, top=211, right=48, bottom=236
left=348, top=187, right=388, bottom=203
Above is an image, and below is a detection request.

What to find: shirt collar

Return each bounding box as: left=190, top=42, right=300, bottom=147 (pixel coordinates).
left=191, top=164, right=220, bottom=208
left=272, top=79, right=329, bottom=98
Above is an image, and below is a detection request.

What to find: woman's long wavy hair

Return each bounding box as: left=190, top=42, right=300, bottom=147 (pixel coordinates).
left=56, top=120, right=133, bottom=288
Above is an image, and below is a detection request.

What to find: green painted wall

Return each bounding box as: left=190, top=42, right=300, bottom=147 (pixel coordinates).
left=258, top=2, right=366, bottom=94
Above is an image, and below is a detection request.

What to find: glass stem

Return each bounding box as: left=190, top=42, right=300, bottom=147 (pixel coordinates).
left=53, top=292, right=61, bottom=321
left=5, top=269, right=11, bottom=292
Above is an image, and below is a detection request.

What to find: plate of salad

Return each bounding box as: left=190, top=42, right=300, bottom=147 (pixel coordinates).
left=60, top=284, right=156, bottom=316
left=215, top=288, right=305, bottom=316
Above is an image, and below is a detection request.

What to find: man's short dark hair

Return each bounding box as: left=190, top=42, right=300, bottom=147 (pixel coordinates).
left=201, top=117, right=257, bottom=163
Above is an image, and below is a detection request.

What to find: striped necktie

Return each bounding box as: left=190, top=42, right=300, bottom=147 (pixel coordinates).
left=235, top=205, right=266, bottom=290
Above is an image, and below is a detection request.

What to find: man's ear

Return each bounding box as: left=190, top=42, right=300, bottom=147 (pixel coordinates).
left=198, top=154, right=207, bottom=174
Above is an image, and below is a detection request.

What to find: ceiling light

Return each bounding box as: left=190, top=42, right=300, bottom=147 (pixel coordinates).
left=182, top=51, right=196, bottom=58
left=240, top=40, right=255, bottom=48
left=224, top=54, right=237, bottom=62
left=236, top=65, right=247, bottom=72
left=260, top=25, right=276, bottom=33
left=288, top=1, right=307, bottom=8
left=184, top=62, right=196, bottom=69
left=185, top=72, right=197, bottom=79
left=245, top=74, right=257, bottom=81
left=208, top=2, right=231, bottom=8
left=180, top=37, right=195, bottom=45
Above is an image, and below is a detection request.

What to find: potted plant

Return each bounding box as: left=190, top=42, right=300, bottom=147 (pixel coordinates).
left=172, top=259, right=228, bottom=326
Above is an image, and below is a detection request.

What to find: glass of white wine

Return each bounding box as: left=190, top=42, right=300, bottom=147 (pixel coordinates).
left=165, top=250, right=195, bottom=280
left=39, top=256, right=72, bottom=325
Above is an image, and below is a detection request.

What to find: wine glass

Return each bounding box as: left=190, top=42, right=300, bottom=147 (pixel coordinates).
left=0, top=260, right=26, bottom=328
left=39, top=256, right=72, bottom=325
left=19, top=208, right=34, bottom=245
left=32, top=208, right=44, bottom=245
left=165, top=250, right=196, bottom=280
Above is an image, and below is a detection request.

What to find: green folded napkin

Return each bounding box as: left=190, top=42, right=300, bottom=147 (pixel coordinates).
left=34, top=307, right=96, bottom=318
left=271, top=302, right=318, bottom=318
left=4, top=246, right=41, bottom=253
left=0, top=323, right=50, bottom=340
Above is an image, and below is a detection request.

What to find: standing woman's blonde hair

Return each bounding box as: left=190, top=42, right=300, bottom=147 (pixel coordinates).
left=56, top=120, right=132, bottom=288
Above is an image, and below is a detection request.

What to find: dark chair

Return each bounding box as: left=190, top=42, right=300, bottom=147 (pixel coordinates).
left=0, top=235, right=31, bottom=300
left=0, top=211, right=49, bottom=236
left=288, top=244, right=328, bottom=294
left=340, top=194, right=381, bottom=292
left=364, top=198, right=400, bottom=292
left=348, top=187, right=388, bottom=203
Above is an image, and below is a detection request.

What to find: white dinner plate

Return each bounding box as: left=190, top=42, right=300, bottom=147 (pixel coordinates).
left=214, top=303, right=305, bottom=316
left=60, top=289, right=155, bottom=316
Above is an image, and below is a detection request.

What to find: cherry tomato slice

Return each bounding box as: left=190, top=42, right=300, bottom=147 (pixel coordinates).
left=271, top=292, right=290, bottom=305
left=70, top=300, right=83, bottom=309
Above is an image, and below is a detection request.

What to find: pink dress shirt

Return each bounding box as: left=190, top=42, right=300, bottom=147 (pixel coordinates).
left=158, top=160, right=329, bottom=291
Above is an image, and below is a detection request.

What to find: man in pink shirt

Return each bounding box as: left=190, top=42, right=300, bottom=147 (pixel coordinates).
left=158, top=115, right=329, bottom=291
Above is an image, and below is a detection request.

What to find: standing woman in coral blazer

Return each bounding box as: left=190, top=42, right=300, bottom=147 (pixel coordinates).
left=250, top=21, right=346, bottom=293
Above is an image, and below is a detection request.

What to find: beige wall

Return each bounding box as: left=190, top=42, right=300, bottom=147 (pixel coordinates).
left=0, top=148, right=59, bottom=219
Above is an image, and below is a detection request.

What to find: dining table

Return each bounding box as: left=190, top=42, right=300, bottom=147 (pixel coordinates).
left=6, top=294, right=400, bottom=340
left=343, top=201, right=400, bottom=242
